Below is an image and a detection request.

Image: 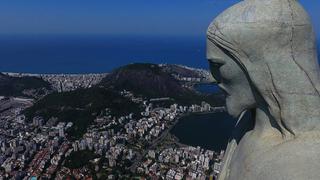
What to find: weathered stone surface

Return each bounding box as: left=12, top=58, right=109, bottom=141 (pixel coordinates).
left=206, top=0, right=320, bottom=179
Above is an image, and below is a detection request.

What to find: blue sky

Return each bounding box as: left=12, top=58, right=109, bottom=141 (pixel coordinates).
left=0, top=0, right=318, bottom=38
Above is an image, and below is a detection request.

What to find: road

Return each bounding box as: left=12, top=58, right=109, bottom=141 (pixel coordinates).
left=129, top=114, right=182, bottom=172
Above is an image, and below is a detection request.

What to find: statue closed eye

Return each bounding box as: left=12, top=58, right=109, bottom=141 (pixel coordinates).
left=207, top=0, right=320, bottom=179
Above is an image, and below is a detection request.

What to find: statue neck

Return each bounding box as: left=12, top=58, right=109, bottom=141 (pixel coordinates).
left=252, top=107, right=289, bottom=140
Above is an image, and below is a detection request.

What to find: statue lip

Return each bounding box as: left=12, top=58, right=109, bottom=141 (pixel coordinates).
left=217, top=83, right=229, bottom=95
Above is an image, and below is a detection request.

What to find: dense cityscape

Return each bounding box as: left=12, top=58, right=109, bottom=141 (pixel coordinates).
left=2, top=73, right=108, bottom=92
left=0, top=66, right=226, bottom=180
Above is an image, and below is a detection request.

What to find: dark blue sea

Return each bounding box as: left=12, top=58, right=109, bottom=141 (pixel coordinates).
left=195, top=83, right=221, bottom=94
left=0, top=35, right=208, bottom=74
left=0, top=35, right=318, bottom=74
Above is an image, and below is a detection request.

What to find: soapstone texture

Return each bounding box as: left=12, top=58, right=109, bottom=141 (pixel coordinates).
left=206, top=0, right=320, bottom=179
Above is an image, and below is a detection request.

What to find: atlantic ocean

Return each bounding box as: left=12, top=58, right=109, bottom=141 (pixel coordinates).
left=0, top=35, right=210, bottom=74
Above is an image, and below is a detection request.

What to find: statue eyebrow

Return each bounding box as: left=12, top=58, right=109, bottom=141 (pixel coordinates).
left=209, top=38, right=236, bottom=63
left=208, top=57, right=225, bottom=65
left=207, top=36, right=236, bottom=57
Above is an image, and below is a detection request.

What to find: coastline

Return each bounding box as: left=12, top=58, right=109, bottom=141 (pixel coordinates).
left=1, top=72, right=109, bottom=77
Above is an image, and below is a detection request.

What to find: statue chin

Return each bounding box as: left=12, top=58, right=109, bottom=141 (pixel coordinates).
left=225, top=96, right=246, bottom=119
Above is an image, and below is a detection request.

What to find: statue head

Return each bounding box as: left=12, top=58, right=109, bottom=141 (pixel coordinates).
left=207, top=0, right=320, bottom=135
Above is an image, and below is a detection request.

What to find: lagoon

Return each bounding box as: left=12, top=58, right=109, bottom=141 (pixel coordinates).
left=171, top=112, right=236, bottom=152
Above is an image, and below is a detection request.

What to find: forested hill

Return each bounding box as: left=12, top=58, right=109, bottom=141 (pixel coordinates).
left=98, top=63, right=223, bottom=105
left=0, top=73, right=52, bottom=98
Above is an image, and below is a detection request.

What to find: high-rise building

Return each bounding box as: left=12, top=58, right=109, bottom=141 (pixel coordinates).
left=58, top=127, right=64, bottom=137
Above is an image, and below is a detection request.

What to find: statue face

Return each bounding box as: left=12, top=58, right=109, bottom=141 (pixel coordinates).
left=207, top=39, right=256, bottom=117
